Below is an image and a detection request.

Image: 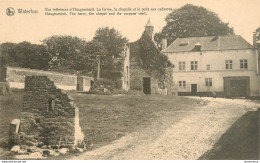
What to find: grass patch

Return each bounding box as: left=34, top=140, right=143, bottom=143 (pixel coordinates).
left=0, top=89, right=24, bottom=146
left=0, top=90, right=201, bottom=159
left=70, top=93, right=199, bottom=149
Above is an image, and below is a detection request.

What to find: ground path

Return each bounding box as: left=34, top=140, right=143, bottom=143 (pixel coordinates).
left=72, top=97, right=259, bottom=160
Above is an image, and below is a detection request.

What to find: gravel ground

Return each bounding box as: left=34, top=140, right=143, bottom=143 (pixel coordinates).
left=72, top=97, right=259, bottom=160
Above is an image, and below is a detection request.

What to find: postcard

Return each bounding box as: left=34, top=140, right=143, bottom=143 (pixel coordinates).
left=0, top=0, right=259, bottom=161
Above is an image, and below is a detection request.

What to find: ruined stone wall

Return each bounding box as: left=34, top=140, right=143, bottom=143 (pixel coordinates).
left=19, top=76, right=83, bottom=148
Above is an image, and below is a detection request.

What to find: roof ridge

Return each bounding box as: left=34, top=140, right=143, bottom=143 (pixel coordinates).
left=175, top=35, right=241, bottom=40
left=162, top=35, right=254, bottom=53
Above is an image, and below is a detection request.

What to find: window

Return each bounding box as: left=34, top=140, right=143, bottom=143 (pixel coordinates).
left=240, top=59, right=248, bottom=69
left=205, top=78, right=212, bottom=86
left=207, top=64, right=210, bottom=70
left=179, top=81, right=186, bottom=88
left=225, top=60, right=232, bottom=69
left=191, top=61, right=198, bottom=70
left=179, top=42, right=189, bottom=46
left=179, top=62, right=186, bottom=70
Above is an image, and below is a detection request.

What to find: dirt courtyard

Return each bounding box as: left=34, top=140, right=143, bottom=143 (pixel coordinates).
left=72, top=97, right=259, bottom=160
left=0, top=91, right=259, bottom=160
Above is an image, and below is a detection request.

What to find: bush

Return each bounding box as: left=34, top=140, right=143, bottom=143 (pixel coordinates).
left=0, top=82, right=12, bottom=96
left=89, top=79, right=123, bottom=95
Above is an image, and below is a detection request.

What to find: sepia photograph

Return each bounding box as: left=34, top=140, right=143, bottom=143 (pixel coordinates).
left=0, top=0, right=259, bottom=161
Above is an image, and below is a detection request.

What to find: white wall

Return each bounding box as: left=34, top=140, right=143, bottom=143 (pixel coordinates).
left=166, top=49, right=260, bottom=96
left=82, top=76, right=94, bottom=92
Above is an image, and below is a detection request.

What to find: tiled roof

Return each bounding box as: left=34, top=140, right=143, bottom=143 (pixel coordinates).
left=162, top=35, right=254, bottom=53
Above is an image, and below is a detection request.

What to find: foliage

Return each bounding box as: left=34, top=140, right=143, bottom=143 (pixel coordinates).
left=1, top=28, right=128, bottom=78
left=93, top=27, right=128, bottom=77
left=138, top=30, right=173, bottom=81
left=0, top=42, right=51, bottom=70
left=42, top=36, right=107, bottom=75
left=155, top=4, right=235, bottom=46
left=255, top=27, right=260, bottom=70
left=0, top=43, right=17, bottom=68
left=89, top=78, right=122, bottom=95
left=255, top=27, right=260, bottom=42
left=70, top=40, right=108, bottom=75
left=93, top=27, right=128, bottom=59
left=42, top=35, right=86, bottom=73
left=0, top=82, right=12, bottom=95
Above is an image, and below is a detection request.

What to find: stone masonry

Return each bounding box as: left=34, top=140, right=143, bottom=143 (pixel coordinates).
left=18, top=76, right=84, bottom=148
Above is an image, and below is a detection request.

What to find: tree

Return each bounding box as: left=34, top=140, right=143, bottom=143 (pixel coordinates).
left=1, top=42, right=51, bottom=70
left=255, top=27, right=260, bottom=43
left=255, top=27, right=260, bottom=71
left=155, top=4, right=235, bottom=47
left=42, top=35, right=87, bottom=73
left=93, top=27, right=128, bottom=78
left=69, top=40, right=108, bottom=76
left=93, top=27, right=128, bottom=59
left=13, top=42, right=51, bottom=70
left=42, top=35, right=107, bottom=75
left=0, top=42, right=18, bottom=68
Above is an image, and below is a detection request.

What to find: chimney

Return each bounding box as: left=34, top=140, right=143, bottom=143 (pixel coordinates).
left=162, top=38, right=167, bottom=49
left=194, top=42, right=202, bottom=51
left=145, top=18, right=154, bottom=41
left=253, top=32, right=256, bottom=47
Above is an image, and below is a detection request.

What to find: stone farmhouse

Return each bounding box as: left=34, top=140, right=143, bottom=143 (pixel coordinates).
left=161, top=35, right=260, bottom=98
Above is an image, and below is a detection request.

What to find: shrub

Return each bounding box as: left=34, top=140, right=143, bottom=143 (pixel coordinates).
left=89, top=78, right=123, bottom=95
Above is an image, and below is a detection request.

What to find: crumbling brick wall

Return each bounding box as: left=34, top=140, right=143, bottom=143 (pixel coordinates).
left=19, top=76, right=83, bottom=148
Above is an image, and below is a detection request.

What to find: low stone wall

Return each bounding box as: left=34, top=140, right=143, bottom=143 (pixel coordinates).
left=18, top=76, right=84, bottom=148
left=5, top=67, right=77, bottom=90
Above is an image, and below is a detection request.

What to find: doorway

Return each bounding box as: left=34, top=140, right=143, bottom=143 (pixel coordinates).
left=143, top=77, right=151, bottom=94
left=230, top=79, right=248, bottom=97
left=191, top=84, right=197, bottom=95
left=223, top=77, right=250, bottom=97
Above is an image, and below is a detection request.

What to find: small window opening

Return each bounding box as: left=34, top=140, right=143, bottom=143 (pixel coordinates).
left=207, top=64, right=210, bottom=70
left=48, top=99, right=55, bottom=112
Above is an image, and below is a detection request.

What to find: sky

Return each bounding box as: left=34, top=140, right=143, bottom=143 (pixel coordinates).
left=0, top=0, right=260, bottom=45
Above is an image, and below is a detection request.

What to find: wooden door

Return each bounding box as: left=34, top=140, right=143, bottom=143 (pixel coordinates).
left=143, top=77, right=151, bottom=94
left=191, top=84, right=197, bottom=95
